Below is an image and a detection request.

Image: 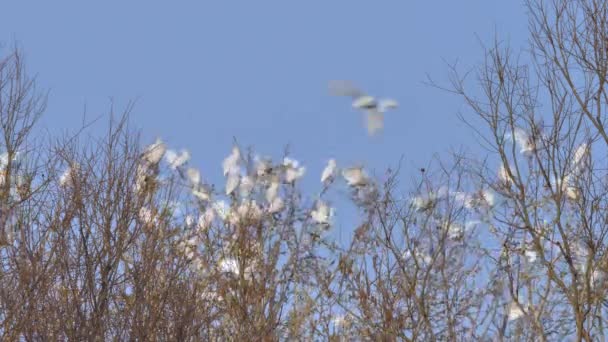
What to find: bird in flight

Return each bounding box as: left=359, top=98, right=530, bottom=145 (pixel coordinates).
left=329, top=80, right=398, bottom=136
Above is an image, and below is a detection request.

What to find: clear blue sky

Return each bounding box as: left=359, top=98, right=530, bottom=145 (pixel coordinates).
left=0, top=1, right=529, bottom=225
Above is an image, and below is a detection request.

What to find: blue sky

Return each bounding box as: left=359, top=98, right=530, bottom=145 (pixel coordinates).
left=0, top=1, right=529, bottom=231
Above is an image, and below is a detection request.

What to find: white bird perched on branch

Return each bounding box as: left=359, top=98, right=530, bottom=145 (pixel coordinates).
left=329, top=80, right=398, bottom=136
left=505, top=127, right=535, bottom=155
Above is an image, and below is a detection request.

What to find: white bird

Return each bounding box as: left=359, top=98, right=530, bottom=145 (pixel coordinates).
left=239, top=175, right=255, bottom=198
left=225, top=171, right=240, bottom=195
left=192, top=185, right=210, bottom=202
left=222, top=147, right=241, bottom=176
left=505, top=127, right=535, bottom=155
left=142, top=138, right=167, bottom=165
left=254, top=156, right=272, bottom=177
left=268, top=197, right=284, bottom=213
left=321, top=159, right=337, bottom=184
left=329, top=80, right=398, bottom=136
left=59, top=166, right=75, bottom=187
left=311, top=200, right=332, bottom=225
left=507, top=302, right=527, bottom=322
left=283, top=157, right=306, bottom=183
left=498, top=163, right=513, bottom=186
left=342, top=166, right=368, bottom=187
left=212, top=200, right=230, bottom=221
left=186, top=167, right=201, bottom=185
left=218, top=258, right=240, bottom=276
left=266, top=180, right=280, bottom=203
left=0, top=152, right=8, bottom=168
left=138, top=207, right=155, bottom=225
left=524, top=250, right=537, bottom=263
left=572, top=143, right=590, bottom=172
left=165, top=149, right=190, bottom=170
left=198, top=207, right=215, bottom=231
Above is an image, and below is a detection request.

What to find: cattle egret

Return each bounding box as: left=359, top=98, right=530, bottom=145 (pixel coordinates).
left=198, top=207, right=215, bottom=231
left=186, top=167, right=201, bottom=185
left=331, top=315, right=347, bottom=329
left=237, top=200, right=262, bottom=222
left=225, top=171, right=240, bottom=195
left=268, top=197, right=284, bottom=213
left=498, top=163, right=513, bottom=186
left=142, top=138, right=166, bottom=165
left=283, top=157, right=305, bottom=183
left=403, top=248, right=432, bottom=265
left=134, top=165, right=149, bottom=194
left=342, top=166, right=368, bottom=187
left=329, top=80, right=398, bottom=136
left=412, top=195, right=433, bottom=212
left=0, top=151, right=19, bottom=169
left=266, top=180, right=280, bottom=203
left=481, top=189, right=496, bottom=207
left=444, top=222, right=464, bottom=240
left=321, top=159, right=337, bottom=184
left=218, top=258, right=240, bottom=276
left=452, top=191, right=474, bottom=209
left=572, top=143, right=590, bottom=172
left=239, top=176, right=255, bottom=198
left=525, top=250, right=537, bottom=263
left=59, top=167, right=73, bottom=187
left=0, top=153, right=8, bottom=168
left=506, top=127, right=535, bottom=155
left=165, top=149, right=190, bottom=170
left=507, top=303, right=525, bottom=321
left=212, top=200, right=230, bottom=221
left=185, top=215, right=195, bottom=227
left=311, top=200, right=332, bottom=225
left=222, top=147, right=241, bottom=176
left=192, top=185, right=210, bottom=201
left=138, top=207, right=155, bottom=225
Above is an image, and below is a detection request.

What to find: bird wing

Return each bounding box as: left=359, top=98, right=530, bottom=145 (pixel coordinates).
left=328, top=80, right=366, bottom=99
left=366, top=109, right=384, bottom=136
left=378, top=98, right=398, bottom=112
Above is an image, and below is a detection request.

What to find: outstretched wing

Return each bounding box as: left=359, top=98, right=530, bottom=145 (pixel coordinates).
left=328, top=80, right=366, bottom=99
left=366, top=110, right=384, bottom=136
left=378, top=98, right=398, bottom=112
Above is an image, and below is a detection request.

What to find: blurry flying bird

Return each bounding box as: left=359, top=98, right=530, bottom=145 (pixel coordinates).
left=329, top=80, right=398, bottom=136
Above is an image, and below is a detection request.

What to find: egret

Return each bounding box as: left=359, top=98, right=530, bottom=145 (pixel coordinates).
left=142, top=138, right=166, bottom=165
left=268, top=197, right=284, bottom=213
left=266, top=179, right=280, bottom=203
left=283, top=157, right=305, bottom=183
left=59, top=167, right=73, bottom=187
left=321, top=159, right=337, bottom=184
left=239, top=175, right=255, bottom=198
left=192, top=185, right=210, bottom=201
left=311, top=200, right=332, bottom=225
left=225, top=171, right=240, bottom=195
left=165, top=149, right=190, bottom=170
left=342, top=166, right=368, bottom=187
left=218, top=258, right=240, bottom=276
left=572, top=142, right=590, bottom=172
left=505, top=127, right=535, bottom=155
left=198, top=207, right=215, bottom=231
left=329, top=80, right=398, bottom=136
left=186, top=167, right=201, bottom=185
left=222, top=147, right=240, bottom=176
left=507, top=302, right=525, bottom=322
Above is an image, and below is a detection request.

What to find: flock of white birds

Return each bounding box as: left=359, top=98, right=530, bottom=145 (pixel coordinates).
left=44, top=80, right=598, bottom=325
